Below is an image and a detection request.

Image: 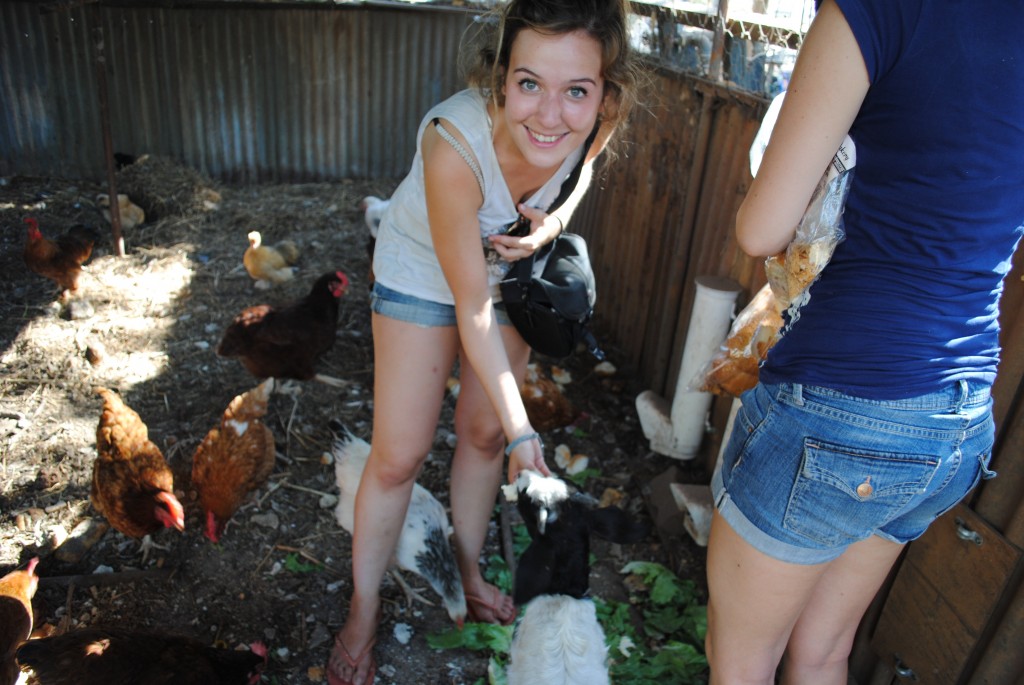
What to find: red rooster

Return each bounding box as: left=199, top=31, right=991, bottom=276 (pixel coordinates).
left=22, top=217, right=100, bottom=299
left=15, top=628, right=267, bottom=685
left=92, top=388, right=185, bottom=560
left=217, top=270, right=350, bottom=386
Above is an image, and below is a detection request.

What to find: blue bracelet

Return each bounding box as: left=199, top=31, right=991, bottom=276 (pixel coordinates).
left=505, top=432, right=542, bottom=456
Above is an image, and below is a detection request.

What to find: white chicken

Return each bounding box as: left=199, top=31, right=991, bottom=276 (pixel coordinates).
left=359, top=196, right=390, bottom=239
left=360, top=196, right=389, bottom=285
left=329, top=421, right=467, bottom=626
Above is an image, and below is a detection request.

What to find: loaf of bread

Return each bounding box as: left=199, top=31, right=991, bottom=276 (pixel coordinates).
left=765, top=238, right=837, bottom=310
left=699, top=284, right=784, bottom=397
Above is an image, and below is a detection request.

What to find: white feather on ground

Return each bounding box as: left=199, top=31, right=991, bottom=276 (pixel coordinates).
left=329, top=421, right=466, bottom=625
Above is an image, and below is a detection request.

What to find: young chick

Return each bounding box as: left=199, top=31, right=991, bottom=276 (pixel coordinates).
left=243, top=230, right=300, bottom=289
left=95, top=193, right=146, bottom=230
left=192, top=379, right=277, bottom=543
left=330, top=422, right=467, bottom=626
left=92, top=388, right=185, bottom=561
left=0, top=558, right=39, bottom=685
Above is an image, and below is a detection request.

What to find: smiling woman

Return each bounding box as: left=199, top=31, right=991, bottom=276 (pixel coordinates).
left=326, top=1, right=647, bottom=684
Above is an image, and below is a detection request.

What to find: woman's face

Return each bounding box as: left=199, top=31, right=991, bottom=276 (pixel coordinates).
left=501, top=28, right=605, bottom=170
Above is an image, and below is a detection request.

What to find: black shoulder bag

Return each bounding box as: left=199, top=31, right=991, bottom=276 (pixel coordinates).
left=499, top=125, right=603, bottom=360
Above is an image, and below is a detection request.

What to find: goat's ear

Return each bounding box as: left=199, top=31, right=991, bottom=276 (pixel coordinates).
left=513, top=541, right=556, bottom=606
left=587, top=507, right=650, bottom=544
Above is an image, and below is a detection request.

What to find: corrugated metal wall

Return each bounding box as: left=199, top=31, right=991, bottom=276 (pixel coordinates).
left=0, top=1, right=474, bottom=181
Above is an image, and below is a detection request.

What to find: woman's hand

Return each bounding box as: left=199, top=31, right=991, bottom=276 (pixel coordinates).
left=506, top=431, right=551, bottom=483
left=487, top=203, right=563, bottom=262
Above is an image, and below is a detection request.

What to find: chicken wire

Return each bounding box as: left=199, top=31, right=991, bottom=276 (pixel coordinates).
left=630, top=0, right=814, bottom=97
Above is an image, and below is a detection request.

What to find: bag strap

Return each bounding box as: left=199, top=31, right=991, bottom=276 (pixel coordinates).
left=547, top=121, right=601, bottom=214
left=509, top=122, right=601, bottom=288
left=432, top=118, right=485, bottom=196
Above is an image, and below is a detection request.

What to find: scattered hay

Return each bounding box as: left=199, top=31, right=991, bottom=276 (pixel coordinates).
left=115, top=154, right=224, bottom=220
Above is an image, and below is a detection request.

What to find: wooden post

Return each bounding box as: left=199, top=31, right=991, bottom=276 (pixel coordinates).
left=90, top=3, right=124, bottom=256
left=709, top=0, right=730, bottom=83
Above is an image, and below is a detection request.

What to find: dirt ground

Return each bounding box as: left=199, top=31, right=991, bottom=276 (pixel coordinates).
left=0, top=161, right=709, bottom=684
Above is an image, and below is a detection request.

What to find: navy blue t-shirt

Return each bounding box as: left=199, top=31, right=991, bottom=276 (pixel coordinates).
left=760, top=0, right=1024, bottom=399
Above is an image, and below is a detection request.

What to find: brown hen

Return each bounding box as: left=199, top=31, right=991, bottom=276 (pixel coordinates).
left=216, top=270, right=350, bottom=385
left=192, top=379, right=277, bottom=543
left=520, top=365, right=577, bottom=434
left=92, top=388, right=185, bottom=555
left=0, top=558, right=39, bottom=685
left=15, top=628, right=267, bottom=685
left=22, top=217, right=100, bottom=298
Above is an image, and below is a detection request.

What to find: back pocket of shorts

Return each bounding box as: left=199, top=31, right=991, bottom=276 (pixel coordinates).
left=783, top=439, right=940, bottom=547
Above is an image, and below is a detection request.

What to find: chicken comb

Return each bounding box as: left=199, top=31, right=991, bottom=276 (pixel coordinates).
left=24, top=216, right=39, bottom=232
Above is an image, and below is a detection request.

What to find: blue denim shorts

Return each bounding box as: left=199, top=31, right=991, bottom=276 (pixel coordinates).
left=711, top=381, right=996, bottom=564
left=370, top=282, right=511, bottom=328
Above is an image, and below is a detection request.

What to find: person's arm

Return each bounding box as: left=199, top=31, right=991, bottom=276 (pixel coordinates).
left=421, top=121, right=549, bottom=478
left=735, top=0, right=869, bottom=257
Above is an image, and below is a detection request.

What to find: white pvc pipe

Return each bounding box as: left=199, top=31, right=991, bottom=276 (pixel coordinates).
left=668, top=275, right=742, bottom=458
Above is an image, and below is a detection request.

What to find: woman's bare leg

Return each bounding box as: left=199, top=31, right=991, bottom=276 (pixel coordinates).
left=329, top=314, right=458, bottom=685
left=706, top=510, right=904, bottom=685
left=706, top=510, right=827, bottom=685
left=781, top=535, right=903, bottom=685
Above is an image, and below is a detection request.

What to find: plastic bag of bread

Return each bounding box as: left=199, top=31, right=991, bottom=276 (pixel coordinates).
left=696, top=283, right=784, bottom=397
left=765, top=135, right=856, bottom=314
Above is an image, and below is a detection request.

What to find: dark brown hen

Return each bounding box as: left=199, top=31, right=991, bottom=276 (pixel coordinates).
left=217, top=270, right=349, bottom=383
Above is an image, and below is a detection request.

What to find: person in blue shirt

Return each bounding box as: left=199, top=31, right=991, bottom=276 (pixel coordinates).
left=706, top=0, right=1024, bottom=682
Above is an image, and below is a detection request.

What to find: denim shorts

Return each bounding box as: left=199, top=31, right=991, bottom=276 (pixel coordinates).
left=711, top=381, right=996, bottom=564
left=370, top=282, right=511, bottom=328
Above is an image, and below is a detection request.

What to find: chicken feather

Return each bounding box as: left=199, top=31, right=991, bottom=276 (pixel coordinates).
left=192, top=378, right=277, bottom=543
left=329, top=421, right=467, bottom=625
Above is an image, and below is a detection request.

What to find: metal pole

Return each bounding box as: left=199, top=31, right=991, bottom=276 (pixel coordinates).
left=90, top=3, right=124, bottom=256
left=708, top=0, right=730, bottom=83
